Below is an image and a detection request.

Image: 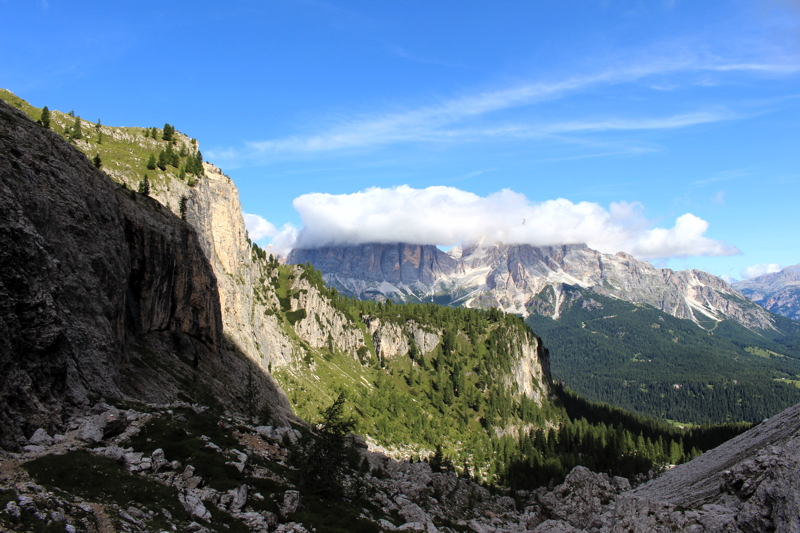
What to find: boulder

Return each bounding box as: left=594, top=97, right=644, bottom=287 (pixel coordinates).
left=228, top=484, right=248, bottom=512
left=179, top=492, right=212, bottom=521
left=280, top=490, right=302, bottom=519
left=100, top=409, right=128, bottom=438
left=28, top=428, right=54, bottom=446
left=77, top=419, right=103, bottom=444
left=538, top=466, right=615, bottom=530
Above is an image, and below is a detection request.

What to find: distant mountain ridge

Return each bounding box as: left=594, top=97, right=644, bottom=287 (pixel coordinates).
left=289, top=241, right=776, bottom=331
left=733, top=264, right=800, bottom=321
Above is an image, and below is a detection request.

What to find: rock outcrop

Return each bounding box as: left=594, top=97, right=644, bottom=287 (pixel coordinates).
left=0, top=99, right=291, bottom=450
left=290, top=242, right=777, bottom=331
left=523, top=401, right=800, bottom=532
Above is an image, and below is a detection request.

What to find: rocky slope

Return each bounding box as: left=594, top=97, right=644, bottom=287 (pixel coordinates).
left=734, top=264, right=800, bottom=321
left=289, top=242, right=776, bottom=331
left=525, top=400, right=800, bottom=532
left=3, top=396, right=798, bottom=532
left=0, top=99, right=292, bottom=450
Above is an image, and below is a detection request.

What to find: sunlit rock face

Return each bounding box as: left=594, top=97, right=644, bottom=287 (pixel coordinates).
left=290, top=241, right=777, bottom=330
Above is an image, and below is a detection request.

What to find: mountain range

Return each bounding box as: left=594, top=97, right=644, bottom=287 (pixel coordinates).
left=288, top=242, right=777, bottom=331
left=733, top=264, right=800, bottom=321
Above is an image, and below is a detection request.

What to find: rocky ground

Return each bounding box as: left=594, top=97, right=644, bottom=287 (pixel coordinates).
left=3, top=400, right=798, bottom=533
left=0, top=400, right=532, bottom=533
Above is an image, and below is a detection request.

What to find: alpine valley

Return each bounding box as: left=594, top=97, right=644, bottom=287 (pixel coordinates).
left=2, top=90, right=800, bottom=533
left=287, top=239, right=800, bottom=425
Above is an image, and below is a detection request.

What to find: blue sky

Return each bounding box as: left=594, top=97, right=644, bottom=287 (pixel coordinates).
left=2, top=0, right=799, bottom=280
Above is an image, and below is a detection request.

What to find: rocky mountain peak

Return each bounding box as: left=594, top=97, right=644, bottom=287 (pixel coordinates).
left=290, top=240, right=777, bottom=331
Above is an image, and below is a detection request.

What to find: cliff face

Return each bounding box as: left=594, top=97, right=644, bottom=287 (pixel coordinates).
left=0, top=100, right=291, bottom=450
left=291, top=241, right=777, bottom=331
left=289, top=243, right=459, bottom=289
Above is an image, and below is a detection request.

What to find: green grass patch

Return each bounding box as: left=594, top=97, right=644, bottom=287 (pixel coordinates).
left=746, top=346, right=786, bottom=358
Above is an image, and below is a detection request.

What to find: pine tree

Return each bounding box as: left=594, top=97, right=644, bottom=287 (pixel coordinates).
left=146, top=154, right=157, bottom=170
left=157, top=149, right=169, bottom=171
left=92, top=154, right=102, bottom=169
left=69, top=115, right=82, bottom=141
left=162, top=123, right=174, bottom=142
left=40, top=106, right=51, bottom=129
left=178, top=166, right=186, bottom=181
left=138, top=174, right=150, bottom=196
left=293, top=393, right=356, bottom=498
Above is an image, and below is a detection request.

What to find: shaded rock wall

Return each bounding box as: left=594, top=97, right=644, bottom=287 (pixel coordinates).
left=0, top=100, right=290, bottom=450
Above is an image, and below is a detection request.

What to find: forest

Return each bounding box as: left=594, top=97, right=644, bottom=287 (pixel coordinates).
left=526, top=285, right=800, bottom=424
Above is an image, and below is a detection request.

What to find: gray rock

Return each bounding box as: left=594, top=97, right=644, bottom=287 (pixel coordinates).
left=397, top=523, right=426, bottom=531
left=151, top=448, right=167, bottom=472
left=398, top=501, right=431, bottom=525
left=229, top=484, right=248, bottom=512
left=96, top=446, right=126, bottom=462
left=255, top=426, right=277, bottom=440
left=261, top=511, right=279, bottom=529
left=531, top=520, right=582, bottom=532
left=17, top=495, right=35, bottom=509
left=77, top=419, right=103, bottom=444
left=240, top=511, right=271, bottom=532
left=280, top=489, right=302, bottom=519
left=185, top=476, right=203, bottom=490
left=179, top=492, right=212, bottom=521
left=50, top=510, right=66, bottom=522
left=538, top=466, right=615, bottom=530
left=4, top=501, right=21, bottom=519
left=0, top=100, right=293, bottom=451
left=23, top=445, right=46, bottom=453
left=182, top=465, right=196, bottom=480
left=29, top=428, right=54, bottom=446
left=379, top=518, right=398, bottom=530
left=118, top=509, right=141, bottom=525
left=126, top=506, right=146, bottom=520
left=100, top=409, right=128, bottom=438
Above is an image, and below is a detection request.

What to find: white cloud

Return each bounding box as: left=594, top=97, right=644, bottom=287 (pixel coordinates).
left=243, top=213, right=278, bottom=241
left=741, top=263, right=782, bottom=279
left=243, top=213, right=298, bottom=257
left=288, top=185, right=739, bottom=260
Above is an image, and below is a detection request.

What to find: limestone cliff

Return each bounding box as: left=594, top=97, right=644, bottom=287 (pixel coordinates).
left=0, top=100, right=291, bottom=450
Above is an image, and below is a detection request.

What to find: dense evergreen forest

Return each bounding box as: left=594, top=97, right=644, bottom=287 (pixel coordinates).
left=526, top=285, right=800, bottom=424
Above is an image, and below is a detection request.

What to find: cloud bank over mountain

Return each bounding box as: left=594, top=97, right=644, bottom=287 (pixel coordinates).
left=741, top=263, right=782, bottom=280
left=253, top=185, right=738, bottom=261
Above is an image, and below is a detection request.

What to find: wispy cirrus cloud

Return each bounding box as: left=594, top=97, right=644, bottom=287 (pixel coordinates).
left=206, top=54, right=799, bottom=165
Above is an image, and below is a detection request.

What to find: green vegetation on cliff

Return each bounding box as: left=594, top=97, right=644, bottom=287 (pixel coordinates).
left=0, top=89, right=204, bottom=194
